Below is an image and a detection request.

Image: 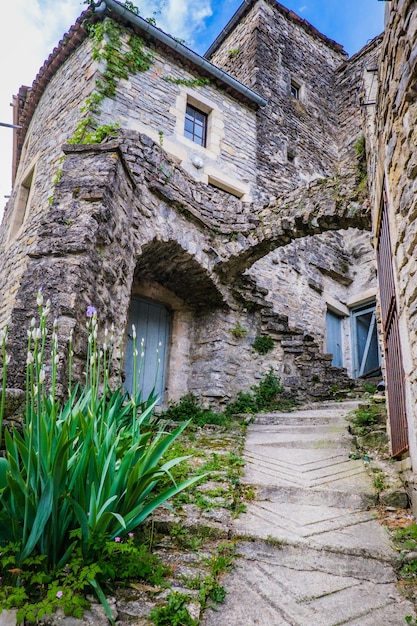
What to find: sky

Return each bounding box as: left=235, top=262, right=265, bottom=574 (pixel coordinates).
left=0, top=0, right=386, bottom=216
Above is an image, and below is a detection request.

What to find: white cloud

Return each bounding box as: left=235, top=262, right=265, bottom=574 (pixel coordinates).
left=298, top=5, right=308, bottom=13
left=138, top=0, right=213, bottom=45
left=0, top=0, right=82, bottom=219
left=0, top=0, right=215, bottom=222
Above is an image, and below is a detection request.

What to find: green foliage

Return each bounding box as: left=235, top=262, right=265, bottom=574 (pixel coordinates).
left=53, top=168, right=63, bottom=186
left=251, top=335, right=275, bottom=355
left=372, top=469, right=386, bottom=492
left=0, top=536, right=169, bottom=623
left=229, top=323, right=248, bottom=338
left=350, top=403, right=382, bottom=434
left=394, top=523, right=417, bottom=591
left=69, top=18, right=153, bottom=144
left=363, top=383, right=377, bottom=394
left=123, top=0, right=140, bottom=14
left=161, top=393, right=228, bottom=427
left=150, top=592, right=198, bottom=626
left=354, top=134, right=366, bottom=161
left=395, top=523, right=417, bottom=554
left=225, top=368, right=287, bottom=416
left=354, top=133, right=367, bottom=188
left=227, top=49, right=240, bottom=58
left=0, top=293, right=201, bottom=621
left=163, top=76, right=210, bottom=87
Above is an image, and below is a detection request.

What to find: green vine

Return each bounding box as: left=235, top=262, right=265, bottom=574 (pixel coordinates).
left=69, top=18, right=153, bottom=144
left=163, top=76, right=210, bottom=88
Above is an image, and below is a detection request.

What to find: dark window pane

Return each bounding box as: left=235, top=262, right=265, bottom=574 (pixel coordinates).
left=184, top=103, right=207, bottom=147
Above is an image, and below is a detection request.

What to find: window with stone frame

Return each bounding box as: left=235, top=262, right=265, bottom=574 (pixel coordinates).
left=184, top=103, right=208, bottom=147
left=8, top=164, right=35, bottom=241
left=290, top=79, right=301, bottom=100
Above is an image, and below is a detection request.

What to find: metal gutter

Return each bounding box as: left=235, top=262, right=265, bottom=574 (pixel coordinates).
left=101, top=0, right=267, bottom=107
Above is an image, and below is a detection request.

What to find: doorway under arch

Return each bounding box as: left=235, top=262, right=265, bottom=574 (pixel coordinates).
left=125, top=296, right=171, bottom=404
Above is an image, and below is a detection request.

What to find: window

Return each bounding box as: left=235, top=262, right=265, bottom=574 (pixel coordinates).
left=184, top=103, right=208, bottom=147
left=8, top=164, right=35, bottom=241
left=287, top=149, right=296, bottom=164
left=290, top=80, right=300, bottom=100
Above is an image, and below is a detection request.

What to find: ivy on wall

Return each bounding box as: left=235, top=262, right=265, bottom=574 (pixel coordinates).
left=69, top=18, right=153, bottom=144
left=163, top=76, right=210, bottom=88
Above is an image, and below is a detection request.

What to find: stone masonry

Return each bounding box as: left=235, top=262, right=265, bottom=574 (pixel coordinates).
left=369, top=0, right=417, bottom=490
left=0, top=0, right=381, bottom=412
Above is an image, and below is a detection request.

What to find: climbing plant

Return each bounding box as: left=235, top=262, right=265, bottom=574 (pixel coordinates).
left=163, top=76, right=210, bottom=87
left=69, top=17, right=153, bottom=144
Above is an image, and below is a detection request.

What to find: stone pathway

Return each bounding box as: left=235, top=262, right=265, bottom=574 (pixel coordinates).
left=202, top=401, right=416, bottom=626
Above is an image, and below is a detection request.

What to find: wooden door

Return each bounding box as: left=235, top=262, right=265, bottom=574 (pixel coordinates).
left=377, top=192, right=408, bottom=456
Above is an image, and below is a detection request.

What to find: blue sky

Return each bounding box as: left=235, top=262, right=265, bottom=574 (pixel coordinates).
left=0, top=0, right=385, bottom=215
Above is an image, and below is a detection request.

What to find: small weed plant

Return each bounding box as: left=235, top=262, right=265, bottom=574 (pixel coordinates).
left=229, top=323, right=248, bottom=339
left=150, top=591, right=198, bottom=626
left=349, top=402, right=382, bottom=435
left=162, top=393, right=228, bottom=426
left=226, top=368, right=293, bottom=416
left=251, top=335, right=274, bottom=355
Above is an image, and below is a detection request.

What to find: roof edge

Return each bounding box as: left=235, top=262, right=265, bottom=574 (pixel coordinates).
left=104, top=0, right=267, bottom=107
left=205, top=0, right=347, bottom=59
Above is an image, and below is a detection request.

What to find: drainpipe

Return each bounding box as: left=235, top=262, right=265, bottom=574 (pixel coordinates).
left=99, top=0, right=267, bottom=108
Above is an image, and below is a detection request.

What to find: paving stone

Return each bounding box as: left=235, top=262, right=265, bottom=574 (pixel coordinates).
left=203, top=401, right=416, bottom=625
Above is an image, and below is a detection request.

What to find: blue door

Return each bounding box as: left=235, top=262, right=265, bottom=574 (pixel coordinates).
left=326, top=310, right=343, bottom=367
left=125, top=297, right=171, bottom=403
left=351, top=303, right=380, bottom=377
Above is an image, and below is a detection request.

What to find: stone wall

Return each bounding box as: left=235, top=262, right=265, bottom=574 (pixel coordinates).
left=247, top=227, right=376, bottom=378
left=3, top=133, right=357, bottom=405
left=0, top=2, right=379, bottom=411
left=373, top=0, right=417, bottom=468
left=336, top=37, right=382, bottom=186
left=206, top=0, right=379, bottom=389
left=0, top=38, right=98, bottom=331
left=208, top=0, right=346, bottom=198
left=99, top=31, right=258, bottom=200
left=0, top=18, right=259, bottom=333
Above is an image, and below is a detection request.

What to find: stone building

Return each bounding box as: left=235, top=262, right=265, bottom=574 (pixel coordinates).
left=0, top=1, right=393, bottom=440
left=368, top=0, right=417, bottom=489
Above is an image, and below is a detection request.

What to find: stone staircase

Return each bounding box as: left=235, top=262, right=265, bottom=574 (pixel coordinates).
left=233, top=276, right=355, bottom=402
left=202, top=401, right=416, bottom=625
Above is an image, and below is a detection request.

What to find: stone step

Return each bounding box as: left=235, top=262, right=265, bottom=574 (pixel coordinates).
left=201, top=542, right=412, bottom=626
